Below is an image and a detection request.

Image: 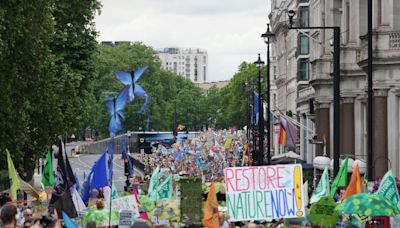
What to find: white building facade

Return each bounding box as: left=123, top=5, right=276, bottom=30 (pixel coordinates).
left=269, top=0, right=400, bottom=178
left=157, top=48, right=208, bottom=83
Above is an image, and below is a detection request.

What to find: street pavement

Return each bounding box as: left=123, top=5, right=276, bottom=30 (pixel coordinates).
left=67, top=154, right=140, bottom=193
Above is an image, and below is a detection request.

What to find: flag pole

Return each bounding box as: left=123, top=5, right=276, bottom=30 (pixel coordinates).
left=108, top=137, right=114, bottom=227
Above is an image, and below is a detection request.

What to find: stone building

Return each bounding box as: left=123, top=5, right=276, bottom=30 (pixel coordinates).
left=269, top=0, right=400, bottom=178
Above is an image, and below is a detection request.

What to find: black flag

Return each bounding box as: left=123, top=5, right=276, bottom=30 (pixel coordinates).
left=49, top=140, right=77, bottom=218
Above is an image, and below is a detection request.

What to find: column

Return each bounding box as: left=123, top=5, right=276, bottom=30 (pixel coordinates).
left=354, top=98, right=366, bottom=159
left=373, top=89, right=388, bottom=178
left=340, top=98, right=355, bottom=157
left=315, top=103, right=331, bottom=157
left=387, top=89, right=399, bottom=176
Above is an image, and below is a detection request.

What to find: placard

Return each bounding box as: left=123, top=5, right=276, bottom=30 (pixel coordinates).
left=107, top=195, right=139, bottom=218
left=224, top=164, right=305, bottom=221
left=119, top=210, right=133, bottom=226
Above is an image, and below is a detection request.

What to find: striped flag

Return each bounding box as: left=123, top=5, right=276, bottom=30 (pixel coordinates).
left=278, top=116, right=297, bottom=151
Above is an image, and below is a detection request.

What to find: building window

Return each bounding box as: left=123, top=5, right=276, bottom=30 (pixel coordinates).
left=299, top=6, right=309, bottom=27
left=203, top=66, right=206, bottom=81
left=173, top=62, right=177, bottom=74
left=299, top=0, right=309, bottom=2
left=194, top=56, right=198, bottom=82
left=298, top=58, right=309, bottom=81
left=273, top=66, right=277, bottom=80
left=298, top=33, right=309, bottom=55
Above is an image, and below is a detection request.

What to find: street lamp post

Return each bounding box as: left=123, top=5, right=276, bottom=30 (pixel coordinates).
left=261, top=24, right=275, bottom=165
left=287, top=10, right=341, bottom=176
left=367, top=0, right=373, bottom=180
left=254, top=54, right=265, bottom=165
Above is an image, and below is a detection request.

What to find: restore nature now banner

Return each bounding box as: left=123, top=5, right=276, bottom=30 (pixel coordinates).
left=224, top=164, right=305, bottom=221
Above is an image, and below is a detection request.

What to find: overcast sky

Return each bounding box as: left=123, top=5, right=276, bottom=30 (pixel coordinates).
left=95, top=0, right=270, bottom=82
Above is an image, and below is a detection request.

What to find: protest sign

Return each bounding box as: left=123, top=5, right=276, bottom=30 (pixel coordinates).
left=107, top=195, right=139, bottom=218
left=376, top=170, right=400, bottom=210
left=119, top=210, right=133, bottom=226
left=224, top=164, right=305, bottom=221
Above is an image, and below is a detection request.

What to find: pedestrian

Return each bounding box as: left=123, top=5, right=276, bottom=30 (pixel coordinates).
left=22, top=206, right=33, bottom=222
left=0, top=202, right=18, bottom=228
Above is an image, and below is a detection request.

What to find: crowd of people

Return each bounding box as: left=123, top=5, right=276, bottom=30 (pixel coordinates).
left=141, top=130, right=247, bottom=183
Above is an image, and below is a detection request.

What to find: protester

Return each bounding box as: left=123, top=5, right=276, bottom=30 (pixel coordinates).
left=130, top=221, right=150, bottom=228
left=143, top=130, right=247, bottom=182
left=22, top=206, right=33, bottom=222
left=0, top=202, right=18, bottom=228
left=23, top=218, right=33, bottom=228
left=85, top=221, right=97, bottom=228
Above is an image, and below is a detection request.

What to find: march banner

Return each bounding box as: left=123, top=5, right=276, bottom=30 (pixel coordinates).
left=224, top=164, right=305, bottom=221
left=376, top=170, right=400, bottom=210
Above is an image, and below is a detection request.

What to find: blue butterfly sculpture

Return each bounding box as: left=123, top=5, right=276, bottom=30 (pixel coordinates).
left=115, top=66, right=149, bottom=114
left=106, top=86, right=129, bottom=137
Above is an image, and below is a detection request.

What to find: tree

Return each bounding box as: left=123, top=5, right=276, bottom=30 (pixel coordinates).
left=203, top=62, right=265, bottom=129
left=0, top=0, right=100, bottom=179
left=92, top=42, right=207, bottom=137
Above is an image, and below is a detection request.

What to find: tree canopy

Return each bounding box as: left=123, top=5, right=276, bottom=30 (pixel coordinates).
left=0, top=0, right=100, bottom=177
left=0, top=0, right=267, bottom=178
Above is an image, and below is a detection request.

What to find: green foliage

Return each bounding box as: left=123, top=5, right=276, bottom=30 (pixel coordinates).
left=0, top=0, right=100, bottom=178
left=204, top=62, right=266, bottom=129
left=92, top=42, right=206, bottom=137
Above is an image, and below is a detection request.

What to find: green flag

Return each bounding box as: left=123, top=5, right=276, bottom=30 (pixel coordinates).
left=375, top=170, right=400, bottom=210
left=6, top=149, right=20, bottom=201
left=147, top=166, right=160, bottom=201
left=111, top=184, right=119, bottom=200
left=156, top=174, right=173, bottom=200
left=42, top=149, right=54, bottom=187
left=330, top=156, right=348, bottom=197
left=310, top=167, right=330, bottom=204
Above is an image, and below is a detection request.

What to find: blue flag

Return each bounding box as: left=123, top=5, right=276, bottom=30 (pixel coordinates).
left=91, top=152, right=109, bottom=189
left=82, top=169, right=94, bottom=205
left=253, top=92, right=259, bottom=124
left=172, top=150, right=183, bottom=161
left=62, top=211, right=78, bottom=228
left=73, top=172, right=80, bottom=192
left=183, top=147, right=189, bottom=155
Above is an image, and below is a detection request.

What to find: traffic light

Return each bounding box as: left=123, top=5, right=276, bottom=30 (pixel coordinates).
left=124, top=159, right=130, bottom=176
left=137, top=137, right=152, bottom=154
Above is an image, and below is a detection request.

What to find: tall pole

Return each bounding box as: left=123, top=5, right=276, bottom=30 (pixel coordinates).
left=246, top=83, right=250, bottom=143
left=287, top=22, right=341, bottom=176
left=267, top=38, right=271, bottom=165
left=333, top=27, right=341, bottom=176
left=367, top=0, right=373, bottom=179
left=257, top=54, right=265, bottom=165
left=173, top=101, right=177, bottom=142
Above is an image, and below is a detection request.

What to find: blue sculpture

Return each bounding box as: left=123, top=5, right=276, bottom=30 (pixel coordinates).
left=106, top=86, right=129, bottom=137
left=115, top=66, right=149, bottom=114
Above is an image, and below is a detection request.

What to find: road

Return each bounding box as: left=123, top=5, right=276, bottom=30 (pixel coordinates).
left=68, top=154, right=141, bottom=193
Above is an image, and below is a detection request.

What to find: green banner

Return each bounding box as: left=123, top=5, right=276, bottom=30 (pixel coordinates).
left=179, top=178, right=203, bottom=224
left=376, top=170, right=400, bottom=210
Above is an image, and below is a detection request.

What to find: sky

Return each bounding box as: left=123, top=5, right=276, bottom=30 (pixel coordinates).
left=95, top=0, right=271, bottom=82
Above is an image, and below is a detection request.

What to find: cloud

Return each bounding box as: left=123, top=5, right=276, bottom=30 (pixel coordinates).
left=95, top=0, right=271, bottom=81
